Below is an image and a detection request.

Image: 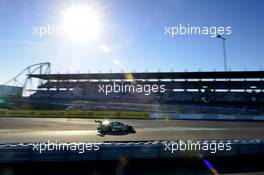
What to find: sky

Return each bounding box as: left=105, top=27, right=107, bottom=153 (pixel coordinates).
left=0, top=0, right=264, bottom=83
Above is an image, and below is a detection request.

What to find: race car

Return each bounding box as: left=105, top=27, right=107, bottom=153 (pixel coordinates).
left=95, top=120, right=135, bottom=134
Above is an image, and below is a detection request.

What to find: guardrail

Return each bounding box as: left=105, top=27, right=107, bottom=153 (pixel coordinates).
left=150, top=113, right=264, bottom=121
left=0, top=110, right=149, bottom=119
left=1, top=109, right=264, bottom=120
left=0, top=140, right=263, bottom=163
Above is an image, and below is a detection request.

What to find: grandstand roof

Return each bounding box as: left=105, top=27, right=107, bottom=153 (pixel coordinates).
left=28, top=71, right=264, bottom=80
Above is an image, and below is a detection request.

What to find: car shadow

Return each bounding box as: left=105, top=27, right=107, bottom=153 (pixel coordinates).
left=97, top=130, right=136, bottom=137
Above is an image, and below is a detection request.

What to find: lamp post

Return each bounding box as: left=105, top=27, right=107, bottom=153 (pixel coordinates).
left=217, top=35, right=227, bottom=71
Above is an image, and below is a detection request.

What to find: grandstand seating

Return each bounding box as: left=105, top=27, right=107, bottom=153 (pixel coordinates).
left=29, top=71, right=264, bottom=105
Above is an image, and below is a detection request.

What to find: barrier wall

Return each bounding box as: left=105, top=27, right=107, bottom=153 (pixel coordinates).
left=0, top=140, right=263, bottom=163
left=0, top=109, right=263, bottom=120
left=149, top=113, right=264, bottom=121
left=0, top=110, right=149, bottom=119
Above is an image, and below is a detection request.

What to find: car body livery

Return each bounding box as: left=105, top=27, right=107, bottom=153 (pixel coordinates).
left=96, top=120, right=135, bottom=133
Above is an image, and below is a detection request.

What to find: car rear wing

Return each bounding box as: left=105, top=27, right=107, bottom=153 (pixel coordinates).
left=94, top=120, right=102, bottom=124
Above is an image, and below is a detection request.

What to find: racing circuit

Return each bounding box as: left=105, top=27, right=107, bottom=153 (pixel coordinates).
left=1, top=63, right=264, bottom=174
left=1, top=117, right=264, bottom=143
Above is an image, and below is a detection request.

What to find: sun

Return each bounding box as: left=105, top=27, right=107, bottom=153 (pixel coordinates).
left=61, top=5, right=101, bottom=42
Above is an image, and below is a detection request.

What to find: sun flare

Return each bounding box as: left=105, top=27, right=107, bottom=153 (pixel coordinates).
left=61, top=5, right=101, bottom=42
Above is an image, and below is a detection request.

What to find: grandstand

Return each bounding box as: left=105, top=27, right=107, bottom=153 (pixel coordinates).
left=1, top=62, right=264, bottom=114
left=29, top=71, right=264, bottom=105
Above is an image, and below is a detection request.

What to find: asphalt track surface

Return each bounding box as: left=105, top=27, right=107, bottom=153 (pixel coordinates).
left=0, top=117, right=264, bottom=143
